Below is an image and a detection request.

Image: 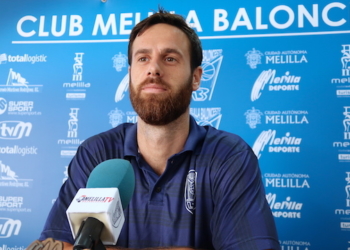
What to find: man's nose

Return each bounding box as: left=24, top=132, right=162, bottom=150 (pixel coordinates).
left=147, top=60, right=162, bottom=77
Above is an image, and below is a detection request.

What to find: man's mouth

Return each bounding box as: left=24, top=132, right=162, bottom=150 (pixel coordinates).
left=141, top=83, right=168, bottom=93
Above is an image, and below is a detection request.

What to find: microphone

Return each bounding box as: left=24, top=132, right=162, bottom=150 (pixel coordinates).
left=66, top=159, right=135, bottom=249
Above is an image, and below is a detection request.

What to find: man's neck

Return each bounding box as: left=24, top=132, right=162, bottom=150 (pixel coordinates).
left=137, top=112, right=190, bottom=175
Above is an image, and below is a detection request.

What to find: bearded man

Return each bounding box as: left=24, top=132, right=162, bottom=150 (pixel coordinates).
left=32, top=8, right=280, bottom=250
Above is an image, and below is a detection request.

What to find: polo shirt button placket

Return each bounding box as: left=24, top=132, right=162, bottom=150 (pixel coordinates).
left=155, top=186, right=162, bottom=193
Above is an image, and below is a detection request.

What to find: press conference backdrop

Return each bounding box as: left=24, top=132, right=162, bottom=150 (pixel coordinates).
left=0, top=0, right=349, bottom=248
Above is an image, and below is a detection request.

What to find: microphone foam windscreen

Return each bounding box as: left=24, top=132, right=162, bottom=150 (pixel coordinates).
left=86, top=159, right=135, bottom=210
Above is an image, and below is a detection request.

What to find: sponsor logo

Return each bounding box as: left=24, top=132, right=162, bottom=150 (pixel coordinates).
left=108, top=108, right=137, bottom=127
left=333, top=141, right=350, bottom=148
left=252, top=130, right=302, bottom=159
left=0, top=197, right=23, bottom=208
left=331, top=77, right=350, bottom=84
left=265, top=50, right=308, bottom=64
left=0, top=161, right=18, bottom=181
left=0, top=121, right=32, bottom=140
left=339, top=154, right=350, bottom=162
left=112, top=52, right=127, bottom=72
left=330, top=45, right=350, bottom=98
left=6, top=69, right=28, bottom=87
left=60, top=150, right=76, bottom=157
left=264, top=173, right=310, bottom=188
left=279, top=240, right=311, bottom=250
left=0, top=161, right=33, bottom=188
left=66, top=93, right=86, bottom=100
left=76, top=195, right=114, bottom=203
left=63, top=81, right=90, bottom=100
left=342, top=45, right=350, bottom=76
left=0, top=196, right=31, bottom=213
left=245, top=48, right=263, bottom=69
left=251, top=69, right=301, bottom=101
left=266, top=193, right=303, bottom=219
left=245, top=49, right=307, bottom=69
left=337, top=89, right=350, bottom=97
left=0, top=53, right=47, bottom=64
left=108, top=108, right=125, bottom=127
left=64, top=53, right=90, bottom=100
left=57, top=109, right=84, bottom=144
left=245, top=108, right=309, bottom=128
left=333, top=107, right=350, bottom=162
left=58, top=109, right=84, bottom=157
left=0, top=54, right=7, bottom=64
left=63, top=82, right=90, bottom=88
left=0, top=98, right=7, bottom=115
left=73, top=52, right=84, bottom=81
left=115, top=73, right=129, bottom=103
left=192, top=49, right=223, bottom=101
left=68, top=108, right=79, bottom=138
left=0, top=69, right=42, bottom=93
left=244, top=107, right=263, bottom=129
left=0, top=99, right=41, bottom=116
left=57, top=139, right=84, bottom=145
left=0, top=245, right=26, bottom=250
left=335, top=208, right=350, bottom=215
left=344, top=107, right=350, bottom=140
left=0, top=218, right=21, bottom=238
left=190, top=108, right=222, bottom=129
left=264, top=110, right=309, bottom=125
left=341, top=222, right=350, bottom=229
left=184, top=170, right=197, bottom=214
left=0, top=145, right=38, bottom=156
left=8, top=101, right=33, bottom=113
left=346, top=172, right=350, bottom=207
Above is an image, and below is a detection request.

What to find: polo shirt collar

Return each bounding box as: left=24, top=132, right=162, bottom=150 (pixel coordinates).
left=124, top=115, right=207, bottom=157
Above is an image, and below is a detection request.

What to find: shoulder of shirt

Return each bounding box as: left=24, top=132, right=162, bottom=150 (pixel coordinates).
left=203, top=126, right=251, bottom=151
left=200, top=127, right=258, bottom=173
left=79, top=123, right=135, bottom=148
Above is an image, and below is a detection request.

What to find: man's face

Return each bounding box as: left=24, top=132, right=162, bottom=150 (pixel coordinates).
left=129, top=23, right=201, bottom=125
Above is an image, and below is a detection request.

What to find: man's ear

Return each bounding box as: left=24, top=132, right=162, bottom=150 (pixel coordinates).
left=192, top=66, right=202, bottom=91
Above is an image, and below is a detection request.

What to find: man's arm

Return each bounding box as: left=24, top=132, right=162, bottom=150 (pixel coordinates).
left=62, top=242, right=72, bottom=249
left=210, top=147, right=280, bottom=250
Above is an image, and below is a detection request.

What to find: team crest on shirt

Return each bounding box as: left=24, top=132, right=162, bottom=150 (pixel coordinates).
left=184, top=170, right=197, bottom=214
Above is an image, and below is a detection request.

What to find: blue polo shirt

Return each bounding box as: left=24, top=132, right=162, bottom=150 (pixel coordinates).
left=40, top=116, right=280, bottom=250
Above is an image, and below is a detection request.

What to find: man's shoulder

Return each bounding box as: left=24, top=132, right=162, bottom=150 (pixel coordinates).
left=81, top=123, right=135, bottom=148
left=203, top=126, right=250, bottom=151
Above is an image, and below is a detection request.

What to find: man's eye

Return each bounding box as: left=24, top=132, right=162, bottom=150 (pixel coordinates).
left=165, top=57, right=176, bottom=62
left=138, top=57, right=148, bottom=62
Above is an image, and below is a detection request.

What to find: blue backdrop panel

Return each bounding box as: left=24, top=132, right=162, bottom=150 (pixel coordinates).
left=0, top=0, right=349, bottom=249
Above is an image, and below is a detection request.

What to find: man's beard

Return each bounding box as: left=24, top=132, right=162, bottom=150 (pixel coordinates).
left=130, top=76, right=193, bottom=126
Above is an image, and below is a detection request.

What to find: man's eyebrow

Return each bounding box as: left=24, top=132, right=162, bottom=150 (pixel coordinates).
left=162, top=48, right=183, bottom=56
left=133, top=48, right=151, bottom=57
left=133, top=48, right=183, bottom=57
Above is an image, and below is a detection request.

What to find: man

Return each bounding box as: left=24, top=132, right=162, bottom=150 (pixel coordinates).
left=32, top=8, right=280, bottom=250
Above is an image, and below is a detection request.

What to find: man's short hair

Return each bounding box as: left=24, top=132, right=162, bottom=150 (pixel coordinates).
left=128, top=7, right=203, bottom=72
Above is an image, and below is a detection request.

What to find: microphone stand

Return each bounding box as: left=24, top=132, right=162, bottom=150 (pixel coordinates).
left=73, top=217, right=107, bottom=250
